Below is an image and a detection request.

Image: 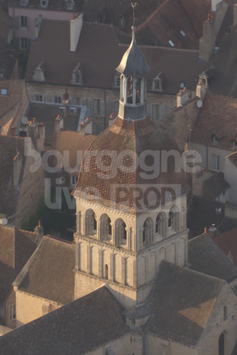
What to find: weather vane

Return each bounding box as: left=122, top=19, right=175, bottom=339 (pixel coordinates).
left=131, top=2, right=138, bottom=27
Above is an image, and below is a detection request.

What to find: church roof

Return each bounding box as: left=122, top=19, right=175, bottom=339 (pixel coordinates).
left=116, top=27, right=150, bottom=76
left=145, top=261, right=225, bottom=346
left=188, top=234, right=237, bottom=282
left=74, top=116, right=188, bottom=213
left=0, top=286, right=128, bottom=355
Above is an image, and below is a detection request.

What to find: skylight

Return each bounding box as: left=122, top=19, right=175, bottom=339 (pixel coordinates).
left=180, top=30, right=186, bottom=37
left=0, top=88, right=7, bottom=96
left=168, top=40, right=175, bottom=47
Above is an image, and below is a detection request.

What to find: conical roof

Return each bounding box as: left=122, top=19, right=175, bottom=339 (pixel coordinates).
left=116, top=27, right=150, bottom=77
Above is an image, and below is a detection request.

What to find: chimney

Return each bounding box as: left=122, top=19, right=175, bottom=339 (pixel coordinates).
left=199, top=16, right=215, bottom=62
left=196, top=79, right=206, bottom=100
left=211, top=0, right=222, bottom=11
left=177, top=88, right=190, bottom=107
left=55, top=115, right=64, bottom=132
left=208, top=224, right=217, bottom=237
left=70, top=13, right=83, bottom=52
left=34, top=220, right=44, bottom=245
left=13, top=152, right=22, bottom=187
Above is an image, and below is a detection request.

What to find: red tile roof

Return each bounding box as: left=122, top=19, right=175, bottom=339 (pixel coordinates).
left=191, top=92, right=237, bottom=150
left=213, top=227, right=237, bottom=264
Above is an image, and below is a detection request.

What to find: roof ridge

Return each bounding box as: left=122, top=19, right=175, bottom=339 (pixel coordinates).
left=18, top=228, right=37, bottom=235
left=118, top=43, right=199, bottom=53
left=44, top=234, right=73, bottom=245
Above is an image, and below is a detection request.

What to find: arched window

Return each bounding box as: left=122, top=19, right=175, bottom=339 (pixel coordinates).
left=156, top=214, right=161, bottom=234
left=100, top=214, right=112, bottom=241
left=136, top=77, right=141, bottom=104
left=143, top=218, right=153, bottom=245
left=168, top=206, right=179, bottom=232
left=168, top=211, right=173, bottom=228
left=127, top=77, right=133, bottom=104
left=143, top=220, right=148, bottom=244
left=115, top=219, right=127, bottom=246
left=85, top=209, right=97, bottom=236
left=219, top=333, right=224, bottom=355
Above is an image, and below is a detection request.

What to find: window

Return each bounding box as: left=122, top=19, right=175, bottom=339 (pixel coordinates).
left=54, top=96, right=62, bottom=104
left=119, top=17, right=125, bottom=28
left=20, top=38, right=29, bottom=50
left=212, top=134, right=218, bottom=143
left=9, top=304, right=16, bottom=321
left=41, top=0, right=47, bottom=7
left=104, top=264, right=108, bottom=279
left=70, top=175, right=77, bottom=186
left=95, top=124, right=102, bottom=135
left=232, top=140, right=237, bottom=148
left=212, top=154, right=220, bottom=171
left=93, top=99, right=105, bottom=116
left=34, top=94, right=43, bottom=102
left=151, top=104, right=166, bottom=121
left=20, top=16, right=27, bottom=28
left=66, top=0, right=74, bottom=10
left=75, top=73, right=81, bottom=83
left=153, top=80, right=162, bottom=91
left=180, top=30, right=186, bottom=37
left=73, top=97, right=80, bottom=105
left=219, top=333, right=224, bottom=355
left=115, top=76, right=120, bottom=87
left=0, top=88, right=7, bottom=96
left=168, top=211, right=173, bottom=228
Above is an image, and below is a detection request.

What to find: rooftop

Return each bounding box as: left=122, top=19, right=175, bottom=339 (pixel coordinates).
left=213, top=227, right=237, bottom=264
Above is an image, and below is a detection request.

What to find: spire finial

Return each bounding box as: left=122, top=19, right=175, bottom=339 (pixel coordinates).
left=131, top=2, right=137, bottom=27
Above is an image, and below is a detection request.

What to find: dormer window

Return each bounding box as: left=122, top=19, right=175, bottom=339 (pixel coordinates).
left=66, top=0, right=74, bottom=10
left=180, top=30, right=186, bottom=37
left=232, top=140, right=237, bottom=148
left=119, top=16, right=125, bottom=28
left=41, top=0, right=48, bottom=8
left=152, top=72, right=165, bottom=92
left=168, top=40, right=175, bottom=47
left=212, top=134, right=218, bottom=143
left=71, top=62, right=83, bottom=85
left=33, top=62, right=46, bottom=82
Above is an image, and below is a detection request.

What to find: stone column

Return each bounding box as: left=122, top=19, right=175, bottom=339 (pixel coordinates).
left=83, top=212, right=87, bottom=236
left=121, top=256, right=126, bottom=285
left=112, top=224, right=116, bottom=245
left=109, top=253, right=114, bottom=281
left=98, top=249, right=102, bottom=278
left=97, top=220, right=101, bottom=241
left=87, top=244, right=90, bottom=273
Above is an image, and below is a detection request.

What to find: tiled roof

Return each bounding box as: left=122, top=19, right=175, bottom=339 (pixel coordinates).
left=203, top=172, right=230, bottom=198
left=208, top=23, right=237, bottom=97
left=145, top=261, right=225, bottom=346
left=17, top=235, right=75, bottom=305
left=0, top=286, right=128, bottom=355
left=0, top=135, right=26, bottom=217
left=75, top=116, right=188, bottom=212
left=191, top=92, right=237, bottom=150
left=0, top=36, right=17, bottom=80
left=213, top=227, right=237, bottom=264
left=8, top=0, right=82, bottom=12
left=0, top=7, right=12, bottom=41
left=52, top=131, right=96, bottom=172
left=25, top=20, right=206, bottom=95
left=0, top=80, right=24, bottom=120
left=0, top=225, right=37, bottom=306
left=26, top=103, right=80, bottom=143
left=135, top=0, right=200, bottom=49
left=189, top=233, right=237, bottom=282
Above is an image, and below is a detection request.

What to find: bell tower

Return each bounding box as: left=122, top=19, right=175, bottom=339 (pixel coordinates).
left=73, top=21, right=189, bottom=310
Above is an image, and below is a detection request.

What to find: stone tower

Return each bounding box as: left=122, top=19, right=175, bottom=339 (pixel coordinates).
left=73, top=28, right=189, bottom=309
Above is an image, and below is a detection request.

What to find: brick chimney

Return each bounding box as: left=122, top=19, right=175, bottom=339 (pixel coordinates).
left=13, top=152, right=22, bottom=187
left=34, top=220, right=44, bottom=245
left=70, top=13, right=83, bottom=52
left=177, top=88, right=190, bottom=107
left=55, top=115, right=64, bottom=132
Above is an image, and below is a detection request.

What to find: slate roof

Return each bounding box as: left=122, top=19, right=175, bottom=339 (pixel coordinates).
left=191, top=92, right=237, bottom=150
left=16, top=235, right=75, bottom=305
left=188, top=233, right=237, bottom=282
left=26, top=103, right=80, bottom=143
left=25, top=19, right=206, bottom=95
left=52, top=130, right=96, bottom=173
left=145, top=261, right=225, bottom=346
left=214, top=227, right=237, bottom=264
left=0, top=286, right=128, bottom=355
left=0, top=225, right=37, bottom=306
left=203, top=172, right=230, bottom=199
left=75, top=115, right=188, bottom=212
